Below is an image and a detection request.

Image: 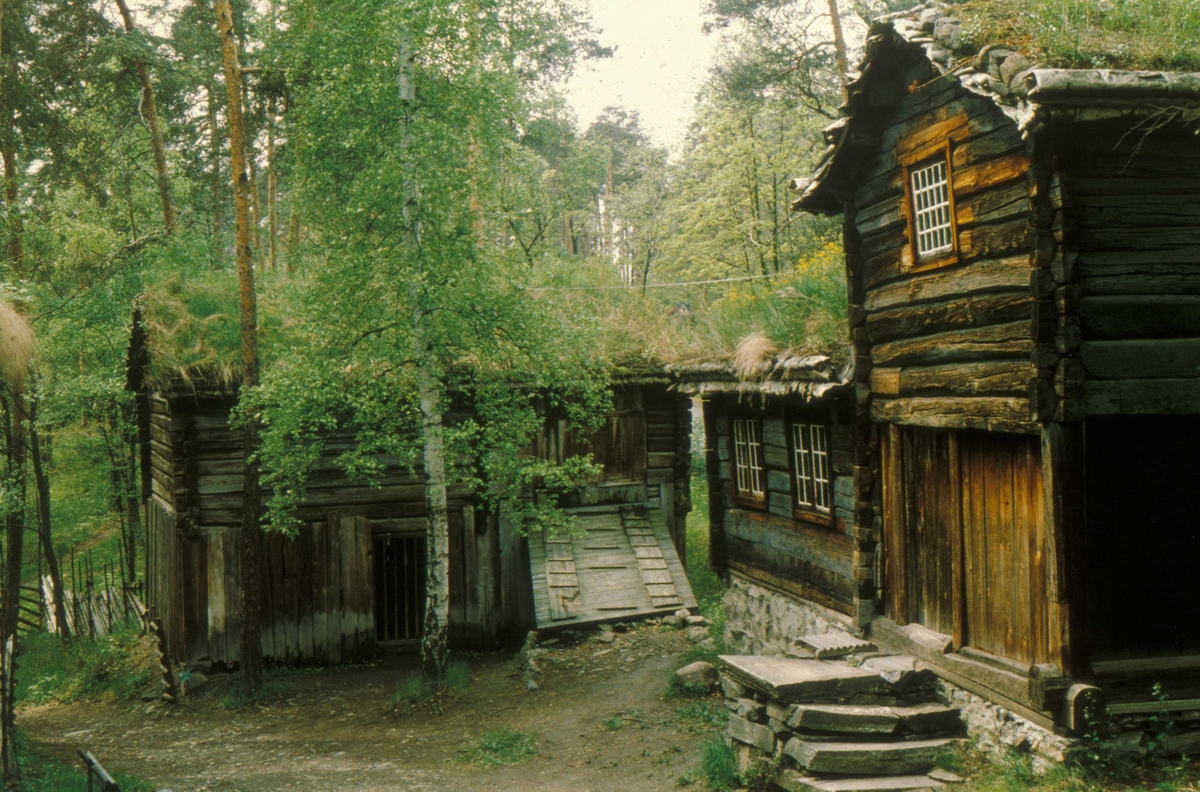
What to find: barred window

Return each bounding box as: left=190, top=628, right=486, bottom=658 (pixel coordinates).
left=732, top=418, right=765, bottom=499
left=910, top=159, right=954, bottom=258
left=793, top=423, right=831, bottom=513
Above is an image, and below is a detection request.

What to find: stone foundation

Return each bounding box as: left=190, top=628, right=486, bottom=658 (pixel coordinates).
left=723, top=573, right=859, bottom=657
left=937, top=679, right=1073, bottom=772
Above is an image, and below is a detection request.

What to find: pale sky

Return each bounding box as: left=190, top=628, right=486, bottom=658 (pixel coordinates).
left=561, top=0, right=721, bottom=151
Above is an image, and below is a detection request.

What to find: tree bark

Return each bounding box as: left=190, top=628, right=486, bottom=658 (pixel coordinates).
left=114, top=0, right=176, bottom=234
left=267, top=97, right=278, bottom=270
left=29, top=419, right=69, bottom=642
left=215, top=0, right=264, bottom=695
left=416, top=358, right=450, bottom=677
left=827, top=0, right=850, bottom=104
left=1, top=392, right=25, bottom=783
left=206, top=82, right=224, bottom=232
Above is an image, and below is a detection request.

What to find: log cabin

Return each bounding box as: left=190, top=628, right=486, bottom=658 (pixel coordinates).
left=126, top=311, right=695, bottom=667
left=789, top=4, right=1200, bottom=734
left=672, top=353, right=878, bottom=653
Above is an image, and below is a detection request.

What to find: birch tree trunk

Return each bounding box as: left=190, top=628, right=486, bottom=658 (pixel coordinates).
left=827, top=0, right=850, bottom=103
left=215, top=0, right=264, bottom=695
left=267, top=97, right=278, bottom=271
left=206, top=82, right=224, bottom=232
left=114, top=0, right=176, bottom=234
left=398, top=32, right=451, bottom=678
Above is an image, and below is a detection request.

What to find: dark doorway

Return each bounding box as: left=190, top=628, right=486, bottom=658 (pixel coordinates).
left=374, top=534, right=426, bottom=644
left=1085, top=416, right=1200, bottom=658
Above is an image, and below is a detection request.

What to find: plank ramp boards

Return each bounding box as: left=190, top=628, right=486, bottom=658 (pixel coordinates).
left=527, top=504, right=695, bottom=629
left=720, top=652, right=965, bottom=786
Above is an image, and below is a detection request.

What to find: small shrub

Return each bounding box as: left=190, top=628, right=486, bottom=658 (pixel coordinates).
left=444, top=658, right=471, bottom=696
left=699, top=737, right=741, bottom=792
left=603, top=715, right=624, bottom=731
left=458, top=729, right=537, bottom=767
left=394, top=670, right=435, bottom=705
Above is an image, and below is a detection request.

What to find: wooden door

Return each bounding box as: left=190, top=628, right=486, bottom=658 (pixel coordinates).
left=884, top=427, right=1054, bottom=666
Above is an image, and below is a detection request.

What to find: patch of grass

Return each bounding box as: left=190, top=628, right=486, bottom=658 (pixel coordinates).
left=444, top=658, right=471, bottom=696
left=685, top=471, right=723, bottom=608
left=665, top=671, right=715, bottom=701
left=458, top=729, right=537, bottom=767
left=742, top=753, right=780, bottom=791
left=954, top=0, right=1200, bottom=71
left=17, top=735, right=155, bottom=792
left=20, top=626, right=158, bottom=705
left=699, top=737, right=742, bottom=792
left=393, top=658, right=474, bottom=707
left=603, top=709, right=644, bottom=731
left=676, top=700, right=729, bottom=733
left=603, top=714, right=625, bottom=730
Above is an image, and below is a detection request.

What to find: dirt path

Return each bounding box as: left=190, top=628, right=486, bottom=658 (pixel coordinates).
left=21, top=625, right=721, bottom=791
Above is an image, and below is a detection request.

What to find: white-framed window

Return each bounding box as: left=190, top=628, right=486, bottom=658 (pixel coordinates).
left=792, top=423, right=831, bottom=513
left=732, top=418, right=765, bottom=499
left=910, top=158, right=954, bottom=258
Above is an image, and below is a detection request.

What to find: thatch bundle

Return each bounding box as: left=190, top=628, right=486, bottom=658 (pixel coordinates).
left=0, top=299, right=34, bottom=392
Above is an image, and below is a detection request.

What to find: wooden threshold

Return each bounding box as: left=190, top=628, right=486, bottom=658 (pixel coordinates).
left=868, top=617, right=1069, bottom=735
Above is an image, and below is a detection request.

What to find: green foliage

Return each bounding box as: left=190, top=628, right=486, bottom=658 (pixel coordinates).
left=394, top=658, right=473, bottom=705
left=20, top=626, right=158, bottom=705
left=16, top=735, right=155, bottom=792
left=458, top=729, right=538, bottom=767
left=953, top=0, right=1200, bottom=71
left=665, top=671, right=717, bottom=701
left=698, top=737, right=742, bottom=792
left=685, top=469, right=724, bottom=608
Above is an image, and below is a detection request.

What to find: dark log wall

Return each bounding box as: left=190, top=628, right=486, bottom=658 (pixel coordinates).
left=145, top=397, right=505, bottom=664
left=703, top=393, right=874, bottom=624
left=146, top=384, right=691, bottom=664
left=850, top=67, right=1041, bottom=435
left=1057, top=121, right=1200, bottom=416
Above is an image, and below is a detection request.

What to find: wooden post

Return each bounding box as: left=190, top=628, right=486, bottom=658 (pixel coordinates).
left=1040, top=422, right=1087, bottom=676
left=883, top=425, right=907, bottom=625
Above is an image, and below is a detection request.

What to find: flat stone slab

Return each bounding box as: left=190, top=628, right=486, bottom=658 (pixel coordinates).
left=719, top=656, right=883, bottom=703
left=785, top=704, right=902, bottom=734
left=861, top=656, right=935, bottom=693
left=783, top=737, right=957, bottom=775
left=728, top=714, right=775, bottom=753
left=799, top=775, right=947, bottom=792
left=800, top=632, right=878, bottom=659
left=897, top=704, right=962, bottom=735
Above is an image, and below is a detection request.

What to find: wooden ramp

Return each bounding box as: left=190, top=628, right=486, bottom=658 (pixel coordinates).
left=528, top=505, right=696, bottom=629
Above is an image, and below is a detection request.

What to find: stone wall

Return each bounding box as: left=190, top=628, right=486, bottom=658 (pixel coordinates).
left=936, top=679, right=1073, bottom=772
left=723, top=573, right=859, bottom=656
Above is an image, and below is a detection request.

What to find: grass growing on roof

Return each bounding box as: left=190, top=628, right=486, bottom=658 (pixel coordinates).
left=953, top=0, right=1200, bottom=71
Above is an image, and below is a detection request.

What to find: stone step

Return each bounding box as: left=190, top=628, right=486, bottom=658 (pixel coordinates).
left=783, top=738, right=958, bottom=776
left=720, top=655, right=883, bottom=704
left=768, top=703, right=962, bottom=736
left=799, top=632, right=878, bottom=659
left=776, top=769, right=946, bottom=792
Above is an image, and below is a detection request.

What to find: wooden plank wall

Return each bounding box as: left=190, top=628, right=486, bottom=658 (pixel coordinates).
left=882, top=426, right=1055, bottom=666
left=1059, top=121, right=1200, bottom=416
left=704, top=393, right=865, bottom=617
left=848, top=56, right=1040, bottom=435
left=145, top=397, right=506, bottom=664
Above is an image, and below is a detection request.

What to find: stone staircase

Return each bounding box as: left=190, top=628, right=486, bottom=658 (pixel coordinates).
left=719, top=647, right=966, bottom=792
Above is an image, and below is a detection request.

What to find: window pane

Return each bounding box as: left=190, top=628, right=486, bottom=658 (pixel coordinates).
left=910, top=159, right=953, bottom=259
